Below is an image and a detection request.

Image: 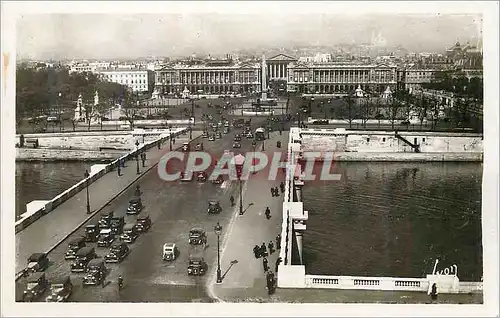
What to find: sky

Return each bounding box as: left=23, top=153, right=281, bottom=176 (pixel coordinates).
left=16, top=13, right=482, bottom=60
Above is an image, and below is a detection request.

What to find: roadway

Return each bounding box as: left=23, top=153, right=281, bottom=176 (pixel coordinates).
left=15, top=102, right=279, bottom=302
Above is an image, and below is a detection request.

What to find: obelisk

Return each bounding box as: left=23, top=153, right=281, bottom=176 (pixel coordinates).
left=261, top=54, right=267, bottom=101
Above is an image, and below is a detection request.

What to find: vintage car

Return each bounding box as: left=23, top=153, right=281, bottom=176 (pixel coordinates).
left=136, top=214, right=151, bottom=233
left=216, top=132, right=222, bottom=139
left=217, top=121, right=223, bottom=127
left=126, top=197, right=143, bottom=215
left=23, top=272, right=49, bottom=302
left=98, top=211, right=114, bottom=229
left=246, top=132, right=254, bottom=139
left=202, top=131, right=209, bottom=138
left=194, top=142, right=204, bottom=151
left=180, top=171, right=194, bottom=182
left=64, top=237, right=86, bottom=260
left=212, top=174, right=224, bottom=185
left=182, top=142, right=190, bottom=152
left=197, top=171, right=208, bottom=182
left=110, top=216, right=125, bottom=235
left=223, top=127, right=230, bottom=134
left=120, top=223, right=139, bottom=243
left=97, top=229, right=115, bottom=248
left=84, top=224, right=99, bottom=242
left=232, top=142, right=241, bottom=149
left=26, top=253, right=49, bottom=274
left=208, top=200, right=222, bottom=214
left=187, top=253, right=208, bottom=276
left=45, top=276, right=72, bottom=302
left=208, top=135, right=215, bottom=141
left=105, top=241, right=130, bottom=263
left=162, top=243, right=178, bottom=261
left=82, top=259, right=106, bottom=286
left=234, top=134, right=242, bottom=141
left=70, top=247, right=96, bottom=273
left=276, top=141, right=282, bottom=148
left=224, top=121, right=230, bottom=127
left=188, top=228, right=207, bottom=245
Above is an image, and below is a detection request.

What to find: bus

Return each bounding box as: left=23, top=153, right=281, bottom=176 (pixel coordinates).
left=255, top=127, right=266, bottom=141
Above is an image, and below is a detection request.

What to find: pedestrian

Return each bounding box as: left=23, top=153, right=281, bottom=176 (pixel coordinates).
left=280, top=182, right=285, bottom=193
left=276, top=234, right=281, bottom=249
left=268, top=241, right=274, bottom=255
left=270, top=187, right=275, bottom=197
left=274, top=187, right=279, bottom=196
left=135, top=185, right=141, bottom=197
left=262, top=257, right=269, bottom=272
left=117, top=165, right=122, bottom=176
left=430, top=283, right=438, bottom=301
left=253, top=245, right=260, bottom=259
left=157, top=141, right=161, bottom=149
left=275, top=257, right=282, bottom=272
left=260, top=243, right=268, bottom=257
left=265, top=207, right=271, bottom=220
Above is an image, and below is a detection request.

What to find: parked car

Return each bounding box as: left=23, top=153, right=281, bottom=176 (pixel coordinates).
left=104, top=241, right=130, bottom=263
left=64, top=237, right=86, bottom=260
left=232, top=142, right=241, bottom=149
left=180, top=171, right=194, bottom=182
left=136, top=214, right=151, bottom=233
left=188, top=228, right=207, bottom=245
left=194, top=142, right=204, bottom=151
left=246, top=132, right=254, bottom=139
left=162, top=243, right=179, bottom=261
left=23, top=272, right=49, bottom=302
left=127, top=197, right=143, bottom=215
left=26, top=253, right=49, bottom=274
left=208, top=135, right=215, bottom=141
left=70, top=247, right=96, bottom=273
left=84, top=225, right=99, bottom=242
left=82, top=259, right=106, bottom=286
left=97, top=229, right=115, bottom=248
left=216, top=132, right=222, bottom=139
left=182, top=142, right=190, bottom=152
left=120, top=223, right=139, bottom=243
left=202, top=131, right=209, bottom=138
left=45, top=276, right=72, bottom=302
left=110, top=216, right=125, bottom=235
left=98, top=211, right=114, bottom=229
left=207, top=200, right=222, bottom=214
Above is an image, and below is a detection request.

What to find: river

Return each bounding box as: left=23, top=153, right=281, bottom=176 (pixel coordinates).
left=302, top=162, right=483, bottom=282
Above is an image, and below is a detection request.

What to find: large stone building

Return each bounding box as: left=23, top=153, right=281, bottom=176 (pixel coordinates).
left=98, top=67, right=154, bottom=93
left=153, top=59, right=262, bottom=96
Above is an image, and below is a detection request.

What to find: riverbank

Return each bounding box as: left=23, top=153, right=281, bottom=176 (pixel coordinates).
left=16, top=148, right=125, bottom=162
left=328, top=151, right=483, bottom=162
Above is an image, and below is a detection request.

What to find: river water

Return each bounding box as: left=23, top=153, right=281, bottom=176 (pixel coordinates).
left=302, top=162, right=483, bottom=282
left=16, top=161, right=483, bottom=281
left=15, top=162, right=104, bottom=217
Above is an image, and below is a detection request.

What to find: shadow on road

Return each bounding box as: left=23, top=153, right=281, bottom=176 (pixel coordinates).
left=221, top=259, right=239, bottom=280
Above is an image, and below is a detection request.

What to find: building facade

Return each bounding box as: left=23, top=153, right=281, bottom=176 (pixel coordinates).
left=153, top=60, right=262, bottom=96
left=398, top=67, right=442, bottom=92
left=286, top=62, right=398, bottom=94
left=98, top=68, right=154, bottom=93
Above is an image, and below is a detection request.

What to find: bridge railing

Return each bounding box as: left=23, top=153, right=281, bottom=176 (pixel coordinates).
left=305, top=275, right=429, bottom=292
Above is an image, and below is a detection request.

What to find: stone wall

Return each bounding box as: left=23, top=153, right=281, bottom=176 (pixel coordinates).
left=16, top=148, right=124, bottom=161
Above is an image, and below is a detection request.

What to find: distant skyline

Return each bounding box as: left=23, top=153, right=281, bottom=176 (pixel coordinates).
left=17, top=13, right=482, bottom=60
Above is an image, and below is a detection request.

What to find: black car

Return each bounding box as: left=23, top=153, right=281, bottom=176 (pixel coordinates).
left=212, top=175, right=224, bottom=185
left=70, top=247, right=96, bottom=273
left=98, top=211, right=114, bottom=229
left=82, top=260, right=106, bottom=286
left=97, top=229, right=115, bottom=247
left=136, top=214, right=151, bottom=233
left=110, top=216, right=125, bottom=235
left=187, top=254, right=208, bottom=276
left=26, top=253, right=49, bottom=274
left=127, top=197, right=143, bottom=215
left=104, top=242, right=130, bottom=263
left=208, top=200, right=222, bottom=214
left=64, top=237, right=86, bottom=260
left=197, top=171, right=208, bottom=182
left=84, top=225, right=99, bottom=242
left=23, top=272, right=49, bottom=302
left=189, top=228, right=207, bottom=245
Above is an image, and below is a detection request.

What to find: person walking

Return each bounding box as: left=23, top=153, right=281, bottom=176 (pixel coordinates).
left=262, top=257, right=269, bottom=272
left=274, top=187, right=279, bottom=196
left=270, top=187, right=275, bottom=197
left=276, top=234, right=281, bottom=249
left=280, top=182, right=285, bottom=193
left=253, top=245, right=260, bottom=259
left=260, top=243, right=268, bottom=257
left=275, top=257, right=283, bottom=272
left=230, top=195, right=235, bottom=207
left=265, top=207, right=271, bottom=220
left=117, top=275, right=123, bottom=291
left=268, top=241, right=274, bottom=255
left=117, top=164, right=122, bottom=176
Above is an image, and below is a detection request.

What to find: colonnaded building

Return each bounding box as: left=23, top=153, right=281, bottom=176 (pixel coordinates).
left=152, top=54, right=398, bottom=97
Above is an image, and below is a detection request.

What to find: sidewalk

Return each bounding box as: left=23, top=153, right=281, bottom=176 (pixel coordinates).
left=15, top=129, right=201, bottom=273
left=210, top=130, right=289, bottom=301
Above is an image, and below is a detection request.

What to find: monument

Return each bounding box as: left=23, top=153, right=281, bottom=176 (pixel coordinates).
left=252, top=55, right=277, bottom=108
left=382, top=86, right=393, bottom=99
left=355, top=85, right=364, bottom=98
left=74, top=94, right=86, bottom=121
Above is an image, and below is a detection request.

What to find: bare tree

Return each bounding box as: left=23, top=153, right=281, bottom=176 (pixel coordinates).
left=389, top=97, right=402, bottom=130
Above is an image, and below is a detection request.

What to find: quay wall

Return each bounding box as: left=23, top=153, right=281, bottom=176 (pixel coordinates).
left=276, top=127, right=483, bottom=294
left=16, top=148, right=125, bottom=161
left=14, top=128, right=187, bottom=234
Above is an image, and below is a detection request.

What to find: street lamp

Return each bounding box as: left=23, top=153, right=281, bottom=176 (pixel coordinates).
left=135, top=140, right=140, bottom=175
left=168, top=125, right=173, bottom=151
left=232, top=154, right=245, bottom=216
left=84, top=170, right=91, bottom=214
left=214, top=222, right=223, bottom=284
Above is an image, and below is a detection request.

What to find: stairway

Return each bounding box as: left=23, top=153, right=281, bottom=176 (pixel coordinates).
left=395, top=132, right=421, bottom=153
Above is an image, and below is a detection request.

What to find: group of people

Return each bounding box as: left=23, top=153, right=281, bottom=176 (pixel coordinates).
left=252, top=234, right=283, bottom=295
left=270, top=182, right=286, bottom=197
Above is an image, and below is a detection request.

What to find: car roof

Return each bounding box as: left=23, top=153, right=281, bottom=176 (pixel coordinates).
left=111, top=241, right=127, bottom=248
left=99, top=229, right=112, bottom=234
left=87, top=259, right=104, bottom=266
left=163, top=243, right=175, bottom=248
left=123, top=223, right=136, bottom=230
left=190, top=227, right=204, bottom=232
left=77, top=246, right=94, bottom=255
left=69, top=237, right=85, bottom=244
left=27, top=272, right=46, bottom=282
left=137, top=214, right=150, bottom=220
left=209, top=200, right=219, bottom=204
left=51, top=276, right=71, bottom=284
left=28, top=253, right=46, bottom=261
left=86, top=224, right=97, bottom=228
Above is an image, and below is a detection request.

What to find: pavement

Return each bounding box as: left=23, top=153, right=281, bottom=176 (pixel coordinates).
left=14, top=103, right=276, bottom=302
left=15, top=128, right=197, bottom=273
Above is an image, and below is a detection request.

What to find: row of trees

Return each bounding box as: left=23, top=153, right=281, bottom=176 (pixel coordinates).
left=421, top=73, right=483, bottom=102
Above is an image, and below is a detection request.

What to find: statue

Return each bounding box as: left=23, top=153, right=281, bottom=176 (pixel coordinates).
left=94, top=90, right=99, bottom=106
left=74, top=94, right=86, bottom=121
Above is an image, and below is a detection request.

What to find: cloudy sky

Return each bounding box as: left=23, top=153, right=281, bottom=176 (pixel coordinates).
left=16, top=13, right=482, bottom=60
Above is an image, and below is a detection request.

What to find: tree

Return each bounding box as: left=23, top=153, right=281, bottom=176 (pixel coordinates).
left=389, top=97, right=402, bottom=130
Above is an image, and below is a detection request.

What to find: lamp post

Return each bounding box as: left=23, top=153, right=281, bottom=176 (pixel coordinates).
left=252, top=141, right=257, bottom=174
left=232, top=154, right=245, bottom=216
left=169, top=125, right=173, bottom=151
left=135, top=140, right=140, bottom=175
left=214, top=222, right=223, bottom=284
left=84, top=170, right=91, bottom=214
